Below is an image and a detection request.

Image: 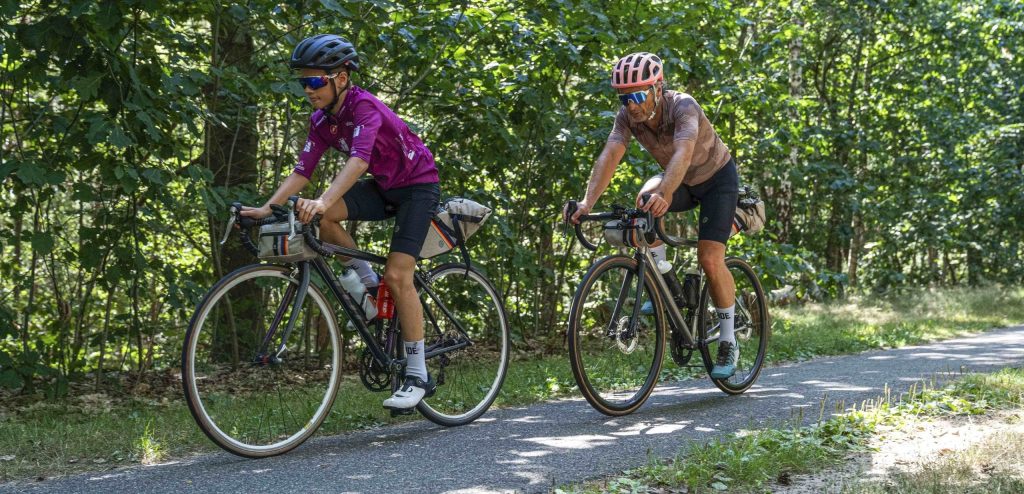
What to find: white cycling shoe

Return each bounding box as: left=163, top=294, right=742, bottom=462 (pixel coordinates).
left=383, top=375, right=436, bottom=410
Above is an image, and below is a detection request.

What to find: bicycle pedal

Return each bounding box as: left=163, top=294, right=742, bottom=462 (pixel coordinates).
left=389, top=407, right=416, bottom=417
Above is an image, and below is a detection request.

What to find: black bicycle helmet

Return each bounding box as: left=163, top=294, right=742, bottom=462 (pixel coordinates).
left=289, top=34, right=359, bottom=72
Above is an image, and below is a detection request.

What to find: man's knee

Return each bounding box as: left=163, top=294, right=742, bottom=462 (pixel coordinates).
left=383, top=255, right=416, bottom=289
left=324, top=200, right=349, bottom=222
left=697, top=242, right=726, bottom=272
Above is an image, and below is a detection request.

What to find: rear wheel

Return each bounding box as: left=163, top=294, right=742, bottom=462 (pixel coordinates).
left=697, top=257, right=769, bottom=394
left=415, top=263, right=510, bottom=426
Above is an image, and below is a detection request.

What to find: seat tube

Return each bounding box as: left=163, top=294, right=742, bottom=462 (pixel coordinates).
left=641, top=248, right=694, bottom=345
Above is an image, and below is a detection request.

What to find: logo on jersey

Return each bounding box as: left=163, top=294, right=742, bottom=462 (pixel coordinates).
left=353, top=125, right=362, bottom=137
left=303, top=140, right=313, bottom=153
left=330, top=124, right=338, bottom=135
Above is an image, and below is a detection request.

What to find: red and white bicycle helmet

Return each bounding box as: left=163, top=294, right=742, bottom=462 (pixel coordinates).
left=611, top=52, right=664, bottom=89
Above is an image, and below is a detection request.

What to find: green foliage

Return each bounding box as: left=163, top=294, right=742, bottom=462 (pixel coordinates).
left=1, top=0, right=1022, bottom=393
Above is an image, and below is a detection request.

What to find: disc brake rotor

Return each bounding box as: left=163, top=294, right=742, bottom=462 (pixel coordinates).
left=614, top=316, right=639, bottom=354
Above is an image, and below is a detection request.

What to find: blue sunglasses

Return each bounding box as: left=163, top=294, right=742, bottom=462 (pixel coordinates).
left=618, top=87, right=653, bottom=106
left=297, top=73, right=339, bottom=90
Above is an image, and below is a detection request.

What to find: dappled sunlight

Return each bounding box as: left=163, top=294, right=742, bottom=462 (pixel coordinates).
left=799, top=380, right=873, bottom=392
left=511, top=470, right=552, bottom=485
left=508, top=415, right=544, bottom=423
left=608, top=420, right=691, bottom=436
left=443, top=488, right=516, bottom=494
left=522, top=434, right=617, bottom=450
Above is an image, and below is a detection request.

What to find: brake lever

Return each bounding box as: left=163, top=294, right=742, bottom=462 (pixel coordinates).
left=220, top=204, right=239, bottom=245
left=287, top=198, right=298, bottom=240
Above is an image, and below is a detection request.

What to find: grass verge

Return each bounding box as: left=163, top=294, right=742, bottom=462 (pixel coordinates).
left=558, top=367, right=1024, bottom=493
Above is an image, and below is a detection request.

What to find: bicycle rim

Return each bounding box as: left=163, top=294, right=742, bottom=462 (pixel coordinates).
left=182, top=264, right=341, bottom=457
left=568, top=255, right=665, bottom=416
left=698, top=257, right=769, bottom=394
left=416, top=263, right=510, bottom=426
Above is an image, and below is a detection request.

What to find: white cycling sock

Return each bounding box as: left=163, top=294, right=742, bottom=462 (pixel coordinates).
left=717, top=305, right=736, bottom=344
left=344, top=258, right=379, bottom=288
left=404, top=340, right=428, bottom=381
left=650, top=244, right=667, bottom=264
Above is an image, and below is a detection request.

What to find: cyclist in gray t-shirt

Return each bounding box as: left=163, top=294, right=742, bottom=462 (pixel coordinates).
left=566, top=52, right=742, bottom=379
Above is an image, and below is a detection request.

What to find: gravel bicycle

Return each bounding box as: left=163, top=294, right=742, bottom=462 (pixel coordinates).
left=181, top=197, right=509, bottom=457
left=565, top=198, right=768, bottom=416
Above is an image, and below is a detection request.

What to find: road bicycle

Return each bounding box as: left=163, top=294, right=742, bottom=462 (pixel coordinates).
left=564, top=198, right=769, bottom=416
left=181, top=197, right=509, bottom=457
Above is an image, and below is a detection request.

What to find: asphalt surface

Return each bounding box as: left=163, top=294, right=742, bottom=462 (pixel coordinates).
left=4, top=325, right=1023, bottom=494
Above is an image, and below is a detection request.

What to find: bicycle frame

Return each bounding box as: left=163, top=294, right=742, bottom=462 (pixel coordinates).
left=255, top=239, right=473, bottom=375
left=565, top=199, right=715, bottom=352
left=631, top=247, right=714, bottom=350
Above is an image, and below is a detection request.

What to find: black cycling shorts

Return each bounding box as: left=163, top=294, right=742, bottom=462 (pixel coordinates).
left=342, top=180, right=441, bottom=258
left=661, top=158, right=739, bottom=244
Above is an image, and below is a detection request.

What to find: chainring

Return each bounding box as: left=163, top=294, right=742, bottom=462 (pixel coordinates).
left=358, top=348, right=391, bottom=392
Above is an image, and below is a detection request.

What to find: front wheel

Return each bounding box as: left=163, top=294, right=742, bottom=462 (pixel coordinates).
left=697, top=257, right=769, bottom=395
left=181, top=264, right=341, bottom=458
left=567, top=255, right=666, bottom=416
left=415, top=263, right=510, bottom=426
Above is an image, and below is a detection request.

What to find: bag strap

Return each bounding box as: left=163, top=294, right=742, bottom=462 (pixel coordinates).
left=449, top=212, right=486, bottom=223
left=449, top=214, right=473, bottom=274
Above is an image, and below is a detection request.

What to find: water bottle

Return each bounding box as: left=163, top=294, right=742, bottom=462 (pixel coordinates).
left=656, top=260, right=687, bottom=309
left=682, top=269, right=701, bottom=309
left=339, top=268, right=378, bottom=321
left=376, top=283, right=395, bottom=320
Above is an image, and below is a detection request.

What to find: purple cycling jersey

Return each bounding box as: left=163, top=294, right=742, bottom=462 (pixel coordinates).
left=293, top=85, right=439, bottom=191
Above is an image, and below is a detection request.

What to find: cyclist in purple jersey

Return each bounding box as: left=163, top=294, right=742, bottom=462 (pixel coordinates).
left=241, top=35, right=439, bottom=410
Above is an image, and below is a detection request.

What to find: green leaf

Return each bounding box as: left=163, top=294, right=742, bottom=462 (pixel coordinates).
left=31, top=232, right=55, bottom=255
left=1, top=0, right=16, bottom=17
left=319, top=0, right=351, bottom=16
left=0, top=159, right=16, bottom=180
left=86, top=118, right=111, bottom=145
left=227, top=4, right=247, bottom=20
left=142, top=168, right=165, bottom=185
left=16, top=162, right=46, bottom=186
left=0, top=369, right=23, bottom=390
left=109, top=126, right=133, bottom=148
left=70, top=74, right=103, bottom=100
left=711, top=482, right=728, bottom=491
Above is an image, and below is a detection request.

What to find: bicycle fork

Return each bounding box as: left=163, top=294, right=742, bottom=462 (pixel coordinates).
left=255, top=262, right=312, bottom=365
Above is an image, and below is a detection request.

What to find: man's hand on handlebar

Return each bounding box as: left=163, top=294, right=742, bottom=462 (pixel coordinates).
left=239, top=205, right=272, bottom=219
left=637, top=192, right=669, bottom=218
left=564, top=200, right=592, bottom=224
left=296, top=198, right=327, bottom=224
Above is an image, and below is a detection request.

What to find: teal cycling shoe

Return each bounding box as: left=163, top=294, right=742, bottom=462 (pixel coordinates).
left=710, top=340, right=739, bottom=379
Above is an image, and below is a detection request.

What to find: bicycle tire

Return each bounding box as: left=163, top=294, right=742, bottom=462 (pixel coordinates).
left=697, top=257, right=769, bottom=395
left=415, top=263, right=510, bottom=426
left=181, top=264, right=341, bottom=458
left=567, top=255, right=666, bottom=416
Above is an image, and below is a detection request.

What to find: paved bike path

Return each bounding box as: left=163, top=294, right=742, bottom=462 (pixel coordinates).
left=6, top=325, right=1024, bottom=494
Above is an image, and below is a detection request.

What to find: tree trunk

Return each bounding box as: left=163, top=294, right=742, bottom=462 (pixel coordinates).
left=204, top=8, right=259, bottom=362
left=205, top=7, right=259, bottom=274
